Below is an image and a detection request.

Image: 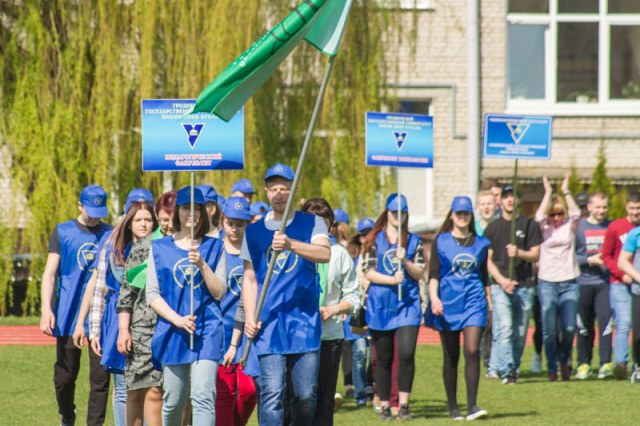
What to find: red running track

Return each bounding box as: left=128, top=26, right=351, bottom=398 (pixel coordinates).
left=0, top=325, right=548, bottom=346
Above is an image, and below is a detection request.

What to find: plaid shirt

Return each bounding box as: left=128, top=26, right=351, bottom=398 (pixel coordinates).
left=88, top=247, right=108, bottom=340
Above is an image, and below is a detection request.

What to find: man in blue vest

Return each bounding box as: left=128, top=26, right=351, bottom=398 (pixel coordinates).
left=241, top=163, right=331, bottom=425
left=40, top=184, right=113, bottom=426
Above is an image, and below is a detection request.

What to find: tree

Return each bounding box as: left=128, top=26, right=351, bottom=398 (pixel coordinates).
left=0, top=0, right=415, bottom=314
left=588, top=142, right=625, bottom=220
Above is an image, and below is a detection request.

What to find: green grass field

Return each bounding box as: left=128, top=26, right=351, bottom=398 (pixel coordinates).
left=0, top=344, right=636, bottom=425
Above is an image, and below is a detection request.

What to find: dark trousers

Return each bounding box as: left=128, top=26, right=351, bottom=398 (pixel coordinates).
left=633, top=293, right=640, bottom=365
left=479, top=317, right=492, bottom=369
left=313, top=339, right=344, bottom=426
left=576, top=283, right=613, bottom=366
left=341, top=340, right=353, bottom=387
left=370, top=326, right=419, bottom=401
left=54, top=336, right=110, bottom=425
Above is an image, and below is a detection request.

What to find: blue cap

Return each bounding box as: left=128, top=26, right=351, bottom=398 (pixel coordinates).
left=386, top=193, right=408, bottom=212
left=250, top=201, right=270, bottom=217
left=80, top=184, right=108, bottom=218
left=451, top=196, right=473, bottom=213
left=357, top=218, right=375, bottom=234
left=196, top=185, right=218, bottom=203
left=217, top=194, right=226, bottom=205
left=264, top=163, right=295, bottom=181
left=124, top=188, right=154, bottom=213
left=231, top=179, right=256, bottom=194
left=223, top=196, right=251, bottom=221
left=176, top=186, right=205, bottom=206
left=333, top=208, right=350, bottom=225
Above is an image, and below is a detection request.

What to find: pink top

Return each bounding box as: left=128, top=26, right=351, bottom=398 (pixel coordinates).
left=536, top=207, right=581, bottom=282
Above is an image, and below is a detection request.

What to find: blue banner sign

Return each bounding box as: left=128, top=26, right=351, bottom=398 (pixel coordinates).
left=365, top=112, right=434, bottom=168
left=142, top=99, right=244, bottom=171
left=483, top=114, right=552, bottom=160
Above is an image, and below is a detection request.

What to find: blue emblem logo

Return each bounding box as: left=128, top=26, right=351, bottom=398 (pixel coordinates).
left=77, top=242, right=99, bottom=271
left=451, top=253, right=477, bottom=278
left=393, top=132, right=408, bottom=150
left=227, top=265, right=243, bottom=297
left=382, top=248, right=401, bottom=274
left=506, top=121, right=530, bottom=145
left=182, top=123, right=205, bottom=149
left=266, top=246, right=298, bottom=274
left=172, top=258, right=203, bottom=289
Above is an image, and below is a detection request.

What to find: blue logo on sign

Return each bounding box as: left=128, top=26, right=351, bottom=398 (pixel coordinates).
left=182, top=123, right=205, bottom=149
left=393, top=132, right=408, bottom=150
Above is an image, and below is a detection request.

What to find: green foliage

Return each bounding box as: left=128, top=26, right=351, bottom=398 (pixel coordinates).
left=0, top=1, right=412, bottom=314
left=609, top=187, right=628, bottom=221
left=567, top=164, right=583, bottom=195
left=588, top=143, right=628, bottom=220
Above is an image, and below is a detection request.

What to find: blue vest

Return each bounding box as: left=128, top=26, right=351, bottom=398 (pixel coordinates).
left=151, top=236, right=225, bottom=366
left=100, top=242, right=131, bottom=374
left=245, top=212, right=321, bottom=355
left=366, top=231, right=422, bottom=331
left=221, top=251, right=243, bottom=352
left=54, top=220, right=112, bottom=337
left=425, top=233, right=490, bottom=330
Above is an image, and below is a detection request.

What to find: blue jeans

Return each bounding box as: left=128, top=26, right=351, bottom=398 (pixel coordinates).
left=538, top=279, right=579, bottom=372
left=490, top=284, right=535, bottom=377
left=258, top=351, right=320, bottom=426
left=112, top=373, right=127, bottom=426
left=350, top=337, right=368, bottom=401
left=610, top=282, right=632, bottom=365
left=162, top=360, right=218, bottom=426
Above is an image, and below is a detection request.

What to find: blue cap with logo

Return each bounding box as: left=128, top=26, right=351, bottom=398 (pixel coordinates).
left=124, top=188, right=154, bottom=213
left=217, top=194, right=226, bottom=206
left=250, top=201, right=270, bottom=217
left=176, top=186, right=205, bottom=206
left=264, top=163, right=295, bottom=181
left=451, top=196, right=473, bottom=213
left=223, top=196, right=251, bottom=221
left=80, top=184, right=109, bottom=218
left=196, top=185, right=218, bottom=204
left=231, top=179, right=256, bottom=194
left=357, top=218, right=375, bottom=234
left=333, top=208, right=350, bottom=225
left=386, top=193, right=408, bottom=212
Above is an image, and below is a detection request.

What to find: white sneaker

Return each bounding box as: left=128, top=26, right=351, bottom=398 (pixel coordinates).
left=485, top=371, right=499, bottom=379
left=531, top=353, right=542, bottom=373
left=334, top=393, right=343, bottom=412
left=630, top=365, right=640, bottom=384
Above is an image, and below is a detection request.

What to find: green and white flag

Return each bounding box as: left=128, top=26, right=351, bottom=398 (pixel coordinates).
left=192, top=0, right=353, bottom=121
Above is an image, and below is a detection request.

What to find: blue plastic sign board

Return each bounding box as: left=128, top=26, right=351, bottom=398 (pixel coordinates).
left=483, top=114, right=552, bottom=160
left=365, top=112, right=433, bottom=168
left=142, top=99, right=244, bottom=171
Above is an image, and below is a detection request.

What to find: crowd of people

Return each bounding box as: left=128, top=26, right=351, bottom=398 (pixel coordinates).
left=38, top=166, right=640, bottom=426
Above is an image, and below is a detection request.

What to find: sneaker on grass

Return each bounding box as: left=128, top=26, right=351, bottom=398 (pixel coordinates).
left=630, top=364, right=640, bottom=384
left=466, top=406, right=488, bottom=421
left=334, top=392, right=343, bottom=412
left=575, top=363, right=591, bottom=380
left=531, top=353, right=542, bottom=373
left=614, top=362, right=628, bottom=380
left=485, top=371, right=499, bottom=380
left=597, top=363, right=614, bottom=379
left=379, top=406, right=393, bottom=421
left=449, top=408, right=464, bottom=421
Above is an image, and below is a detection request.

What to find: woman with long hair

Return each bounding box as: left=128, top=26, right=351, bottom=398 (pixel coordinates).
left=146, top=186, right=226, bottom=425
left=117, top=190, right=176, bottom=426
left=535, top=174, right=580, bottom=381
left=425, top=196, right=490, bottom=421
left=363, top=194, right=425, bottom=421
left=197, top=184, right=221, bottom=237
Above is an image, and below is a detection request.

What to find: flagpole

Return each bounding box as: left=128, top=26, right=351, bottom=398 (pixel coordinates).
left=397, top=168, right=402, bottom=301
left=508, top=159, right=518, bottom=280
left=190, top=171, right=195, bottom=350
left=240, top=55, right=337, bottom=366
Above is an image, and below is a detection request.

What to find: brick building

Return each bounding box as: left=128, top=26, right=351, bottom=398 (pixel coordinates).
left=390, top=0, right=640, bottom=228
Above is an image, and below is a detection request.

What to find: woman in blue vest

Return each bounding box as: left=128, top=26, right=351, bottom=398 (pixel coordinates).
left=424, top=196, right=490, bottom=421
left=363, top=194, right=425, bottom=421
left=146, top=186, right=226, bottom=426
left=216, top=196, right=257, bottom=426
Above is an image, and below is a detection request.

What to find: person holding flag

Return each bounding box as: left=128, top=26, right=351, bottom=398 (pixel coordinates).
left=362, top=194, right=425, bottom=421
left=40, top=184, right=113, bottom=426
left=241, top=163, right=331, bottom=425
left=146, top=186, right=227, bottom=425
left=216, top=196, right=258, bottom=425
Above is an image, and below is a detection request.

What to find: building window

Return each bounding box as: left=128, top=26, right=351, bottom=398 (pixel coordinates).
left=507, top=0, right=640, bottom=114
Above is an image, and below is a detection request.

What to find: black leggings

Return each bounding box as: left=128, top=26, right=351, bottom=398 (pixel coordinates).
left=370, top=326, right=419, bottom=401
left=633, top=293, right=640, bottom=365
left=576, top=283, right=613, bottom=366
left=439, top=327, right=483, bottom=411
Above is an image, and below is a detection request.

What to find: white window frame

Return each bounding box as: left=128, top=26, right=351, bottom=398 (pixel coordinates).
left=506, top=0, right=640, bottom=116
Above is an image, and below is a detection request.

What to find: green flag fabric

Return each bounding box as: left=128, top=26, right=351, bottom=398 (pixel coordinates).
left=192, top=0, right=352, bottom=121
left=126, top=261, right=148, bottom=290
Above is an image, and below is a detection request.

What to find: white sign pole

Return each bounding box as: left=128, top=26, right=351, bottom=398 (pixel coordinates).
left=189, top=171, right=195, bottom=351
left=397, top=168, right=403, bottom=301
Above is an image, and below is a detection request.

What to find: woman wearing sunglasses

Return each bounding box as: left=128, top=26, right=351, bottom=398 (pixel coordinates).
left=536, top=174, right=581, bottom=381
